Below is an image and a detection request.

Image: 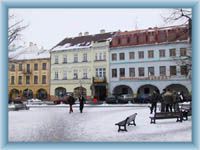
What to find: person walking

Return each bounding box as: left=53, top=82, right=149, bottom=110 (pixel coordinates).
left=150, top=90, right=159, bottom=114
left=68, top=94, right=75, bottom=113
left=79, top=94, right=85, bottom=113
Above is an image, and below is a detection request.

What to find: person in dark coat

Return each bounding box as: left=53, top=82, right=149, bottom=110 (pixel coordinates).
left=79, top=95, right=85, bottom=113
left=150, top=90, right=159, bottom=114
left=160, top=89, right=166, bottom=112
left=68, top=95, right=75, bottom=113
left=163, top=89, right=173, bottom=112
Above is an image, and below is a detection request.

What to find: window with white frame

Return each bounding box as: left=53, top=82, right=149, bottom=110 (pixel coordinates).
left=96, top=68, right=106, bottom=78
left=73, top=69, right=78, bottom=79
left=112, top=53, right=117, bottom=61
left=74, top=54, right=78, bottom=63
left=148, top=67, right=155, bottom=76
left=55, top=56, right=59, bottom=64
left=129, top=52, right=135, bottom=60
left=138, top=51, right=144, bottom=59
left=83, top=53, right=87, bottom=62
left=63, top=55, right=67, bottom=63
left=180, top=48, right=187, bottom=56
left=63, top=70, right=67, bottom=80
left=159, top=66, right=166, bottom=76
left=103, top=52, right=106, bottom=60
left=112, top=69, right=117, bottom=78
left=138, top=67, right=145, bottom=76
left=170, top=66, right=177, bottom=76
left=148, top=50, right=154, bottom=58
left=83, top=69, right=88, bottom=79
left=169, top=48, right=176, bottom=57
left=55, top=71, right=59, bottom=80
left=119, top=68, right=125, bottom=77
left=159, top=49, right=165, bottom=57
left=129, top=68, right=135, bottom=77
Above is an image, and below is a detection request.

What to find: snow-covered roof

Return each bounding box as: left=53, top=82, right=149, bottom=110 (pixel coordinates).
left=51, top=32, right=116, bottom=52
left=9, top=43, right=50, bottom=61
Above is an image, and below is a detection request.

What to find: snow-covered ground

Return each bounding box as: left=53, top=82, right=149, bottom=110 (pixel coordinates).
left=9, top=106, right=192, bottom=142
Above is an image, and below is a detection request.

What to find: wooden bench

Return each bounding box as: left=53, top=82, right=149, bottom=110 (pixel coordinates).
left=150, top=112, right=183, bottom=124
left=115, top=113, right=137, bottom=132
left=180, top=103, right=192, bottom=120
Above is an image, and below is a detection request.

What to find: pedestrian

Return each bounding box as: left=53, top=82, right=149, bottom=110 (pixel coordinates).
left=150, top=90, right=159, bottom=114
left=79, top=94, right=85, bottom=113
left=160, top=89, right=166, bottom=112
left=68, top=94, right=75, bottom=113
left=172, top=91, right=180, bottom=112
left=163, top=89, right=173, bottom=112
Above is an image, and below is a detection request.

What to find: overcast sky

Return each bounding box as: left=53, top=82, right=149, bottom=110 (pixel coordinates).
left=9, top=8, right=187, bottom=49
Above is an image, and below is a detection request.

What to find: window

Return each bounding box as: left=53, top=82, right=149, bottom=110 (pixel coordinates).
left=129, top=68, right=135, bottom=77
left=112, top=69, right=117, bottom=78
left=95, top=53, right=98, bottom=60
left=120, top=68, right=125, bottom=77
left=170, top=66, right=177, bottom=76
left=11, top=76, right=15, bottom=85
left=180, top=65, right=188, bottom=75
left=148, top=50, right=154, bottom=58
left=83, top=69, right=88, bottom=79
left=169, top=48, right=176, bottom=57
left=26, top=76, right=30, bottom=84
left=63, top=70, right=67, bottom=80
left=74, top=54, right=78, bottom=63
left=112, top=53, right=117, bottom=61
left=18, top=76, right=22, bottom=84
left=159, top=49, right=165, bottom=57
left=138, top=67, right=145, bottom=76
left=99, top=53, right=102, bottom=60
left=19, top=64, right=23, bottom=71
left=11, top=64, right=15, bottom=71
left=138, top=51, right=144, bottom=59
left=148, top=67, right=155, bottom=76
left=160, top=66, right=166, bottom=76
left=129, top=52, right=135, bottom=60
left=42, top=63, right=47, bottom=70
left=42, top=75, right=46, bottom=84
left=119, top=53, right=125, bottom=60
left=55, top=56, right=59, bottom=64
left=34, top=63, right=38, bottom=71
left=63, top=55, right=67, bottom=63
left=180, top=48, right=187, bottom=56
left=34, top=76, right=38, bottom=84
left=55, top=72, right=59, bottom=80
left=83, top=53, right=87, bottom=62
left=73, top=70, right=78, bottom=79
left=103, top=52, right=106, bottom=60
left=96, top=68, right=106, bottom=77
left=27, top=64, right=30, bottom=73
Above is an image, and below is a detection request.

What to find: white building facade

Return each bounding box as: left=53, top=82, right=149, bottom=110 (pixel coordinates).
left=109, top=26, right=191, bottom=98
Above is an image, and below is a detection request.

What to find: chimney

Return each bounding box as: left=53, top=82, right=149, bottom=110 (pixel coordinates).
left=100, top=29, right=105, bottom=34
left=84, top=32, right=89, bottom=36
left=79, top=32, right=82, bottom=36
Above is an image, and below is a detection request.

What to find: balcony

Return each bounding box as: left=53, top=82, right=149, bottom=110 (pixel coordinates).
left=23, top=70, right=32, bottom=75
left=93, top=76, right=106, bottom=83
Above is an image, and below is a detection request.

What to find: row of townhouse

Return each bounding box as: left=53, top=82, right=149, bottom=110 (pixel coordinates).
left=8, top=25, right=192, bottom=101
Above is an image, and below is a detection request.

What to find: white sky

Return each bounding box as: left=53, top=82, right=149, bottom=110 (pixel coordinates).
left=9, top=8, right=187, bottom=49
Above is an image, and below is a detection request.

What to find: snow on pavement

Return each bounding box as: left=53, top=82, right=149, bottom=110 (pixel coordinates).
left=9, top=106, right=192, bottom=142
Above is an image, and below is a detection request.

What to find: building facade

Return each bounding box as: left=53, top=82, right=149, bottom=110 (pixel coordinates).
left=50, top=31, right=114, bottom=100
left=109, top=25, right=191, bottom=98
left=8, top=43, right=50, bottom=101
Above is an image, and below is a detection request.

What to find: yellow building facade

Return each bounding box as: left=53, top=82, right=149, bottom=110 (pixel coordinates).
left=8, top=44, right=50, bottom=101
left=50, top=32, right=114, bottom=100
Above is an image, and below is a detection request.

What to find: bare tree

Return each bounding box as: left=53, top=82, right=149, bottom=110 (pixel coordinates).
left=8, top=14, right=28, bottom=47
left=162, top=9, right=192, bottom=80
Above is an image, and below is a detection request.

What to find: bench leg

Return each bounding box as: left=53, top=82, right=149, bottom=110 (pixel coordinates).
left=150, top=118, right=156, bottom=124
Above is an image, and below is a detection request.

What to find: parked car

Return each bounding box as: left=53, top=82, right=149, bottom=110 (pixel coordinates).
left=8, top=101, right=29, bottom=111
left=135, top=94, right=151, bottom=103
left=105, top=95, right=118, bottom=104
left=27, top=99, right=45, bottom=105
left=118, top=94, right=134, bottom=104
